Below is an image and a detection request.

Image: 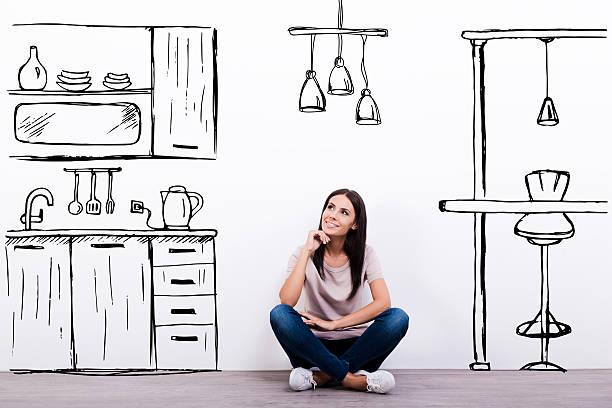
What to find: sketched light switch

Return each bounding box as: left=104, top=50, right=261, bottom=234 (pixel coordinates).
left=152, top=27, right=217, bottom=159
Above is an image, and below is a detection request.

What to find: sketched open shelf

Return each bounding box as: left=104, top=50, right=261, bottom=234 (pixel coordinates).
left=9, top=23, right=217, bottom=160
left=440, top=199, right=609, bottom=214
left=8, top=89, right=152, bottom=96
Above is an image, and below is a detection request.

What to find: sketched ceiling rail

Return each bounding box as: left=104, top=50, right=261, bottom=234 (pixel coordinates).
left=439, top=28, right=608, bottom=372
left=288, top=0, right=388, bottom=125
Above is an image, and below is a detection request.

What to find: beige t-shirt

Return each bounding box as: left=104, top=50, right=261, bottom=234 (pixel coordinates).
left=286, top=244, right=384, bottom=340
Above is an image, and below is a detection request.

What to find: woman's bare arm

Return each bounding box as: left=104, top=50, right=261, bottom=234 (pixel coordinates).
left=279, top=231, right=330, bottom=306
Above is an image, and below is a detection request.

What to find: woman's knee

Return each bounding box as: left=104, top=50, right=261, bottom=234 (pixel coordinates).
left=384, top=307, right=410, bottom=336
left=269, top=303, right=295, bottom=329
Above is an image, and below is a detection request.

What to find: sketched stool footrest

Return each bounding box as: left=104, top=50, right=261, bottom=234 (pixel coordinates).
left=516, top=310, right=572, bottom=338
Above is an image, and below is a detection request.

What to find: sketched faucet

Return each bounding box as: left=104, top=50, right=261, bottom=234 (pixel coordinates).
left=20, top=187, right=54, bottom=230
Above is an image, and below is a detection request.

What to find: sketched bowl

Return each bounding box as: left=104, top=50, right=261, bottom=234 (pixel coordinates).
left=103, top=80, right=132, bottom=90
left=57, top=74, right=91, bottom=85
left=56, top=81, right=92, bottom=92
left=61, top=70, right=90, bottom=79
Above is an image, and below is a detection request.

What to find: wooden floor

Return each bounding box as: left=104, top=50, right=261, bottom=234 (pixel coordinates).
left=1, top=370, right=611, bottom=407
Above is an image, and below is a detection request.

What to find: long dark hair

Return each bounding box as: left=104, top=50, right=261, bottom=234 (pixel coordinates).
left=312, top=189, right=367, bottom=300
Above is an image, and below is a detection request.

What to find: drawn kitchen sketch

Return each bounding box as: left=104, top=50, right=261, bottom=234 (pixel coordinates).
left=9, top=24, right=218, bottom=161
left=1, top=16, right=610, bottom=377
left=2, top=22, right=221, bottom=374
left=439, top=28, right=608, bottom=372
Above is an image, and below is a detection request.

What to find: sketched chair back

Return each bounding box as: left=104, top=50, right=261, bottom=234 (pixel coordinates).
left=525, top=170, right=569, bottom=201
left=515, top=169, right=574, bottom=245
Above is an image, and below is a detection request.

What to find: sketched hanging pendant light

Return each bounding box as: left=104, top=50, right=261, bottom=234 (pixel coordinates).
left=299, top=34, right=326, bottom=112
left=356, top=35, right=381, bottom=125
left=537, top=38, right=559, bottom=126
left=328, top=0, right=353, bottom=95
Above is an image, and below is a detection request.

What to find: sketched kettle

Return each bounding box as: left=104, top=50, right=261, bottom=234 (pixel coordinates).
left=160, top=186, right=204, bottom=230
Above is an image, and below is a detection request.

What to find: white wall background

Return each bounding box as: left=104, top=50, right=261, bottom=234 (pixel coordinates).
left=1, top=0, right=611, bottom=370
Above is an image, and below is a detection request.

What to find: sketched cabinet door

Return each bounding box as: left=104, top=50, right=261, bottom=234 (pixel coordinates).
left=71, top=237, right=152, bottom=369
left=152, top=27, right=217, bottom=159
left=3, top=238, right=72, bottom=370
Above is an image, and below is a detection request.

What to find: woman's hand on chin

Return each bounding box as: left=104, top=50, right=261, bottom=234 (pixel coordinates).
left=300, top=312, right=337, bottom=331
left=304, top=230, right=330, bottom=255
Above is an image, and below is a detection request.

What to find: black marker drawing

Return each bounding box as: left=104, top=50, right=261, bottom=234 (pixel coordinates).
left=103, top=73, right=131, bottom=91
left=56, top=70, right=91, bottom=92
left=537, top=39, right=558, bottom=126
left=20, top=188, right=54, bottom=230
left=438, top=28, right=608, bottom=371
left=18, top=45, right=47, bottom=90
left=4, top=185, right=218, bottom=373
left=68, top=172, right=83, bottom=215
left=131, top=185, right=204, bottom=231
left=106, top=170, right=115, bottom=215
left=8, top=24, right=218, bottom=161
left=288, top=0, right=387, bottom=124
left=514, top=170, right=573, bottom=372
left=63, top=168, right=121, bottom=216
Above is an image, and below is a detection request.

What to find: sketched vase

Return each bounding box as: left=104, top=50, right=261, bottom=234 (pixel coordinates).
left=18, top=46, right=47, bottom=90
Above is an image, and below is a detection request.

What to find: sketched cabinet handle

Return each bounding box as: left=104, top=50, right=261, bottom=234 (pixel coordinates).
left=71, top=237, right=152, bottom=369
left=171, top=336, right=199, bottom=342
left=152, top=27, right=217, bottom=159
left=170, top=278, right=196, bottom=285
left=4, top=238, right=73, bottom=369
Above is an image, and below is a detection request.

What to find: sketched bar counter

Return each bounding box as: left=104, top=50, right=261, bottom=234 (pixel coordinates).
left=3, top=229, right=219, bottom=373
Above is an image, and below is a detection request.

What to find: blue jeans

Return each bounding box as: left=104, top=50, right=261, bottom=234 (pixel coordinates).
left=269, top=304, right=409, bottom=382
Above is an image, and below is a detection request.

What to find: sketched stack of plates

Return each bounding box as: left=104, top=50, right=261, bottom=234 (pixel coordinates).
left=103, top=73, right=131, bottom=90
left=57, top=70, right=92, bottom=91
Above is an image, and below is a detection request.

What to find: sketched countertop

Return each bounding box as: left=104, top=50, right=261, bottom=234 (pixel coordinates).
left=5, top=229, right=218, bottom=238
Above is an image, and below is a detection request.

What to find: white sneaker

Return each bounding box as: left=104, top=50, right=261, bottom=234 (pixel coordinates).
left=289, top=367, right=317, bottom=391
left=354, top=370, right=396, bottom=394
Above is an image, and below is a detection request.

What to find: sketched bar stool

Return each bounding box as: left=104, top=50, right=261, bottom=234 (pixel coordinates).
left=514, top=170, right=573, bottom=371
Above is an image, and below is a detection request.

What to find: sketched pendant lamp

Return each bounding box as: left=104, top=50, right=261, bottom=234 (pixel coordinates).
left=537, top=39, right=559, bottom=126
left=299, top=35, right=326, bottom=112
left=356, top=35, right=381, bottom=125
left=328, top=1, right=353, bottom=95
left=288, top=0, right=388, bottom=122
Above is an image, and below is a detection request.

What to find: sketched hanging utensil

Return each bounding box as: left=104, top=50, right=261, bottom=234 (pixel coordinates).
left=85, top=170, right=101, bottom=215
left=67, top=172, right=83, bottom=215
left=106, top=170, right=115, bottom=214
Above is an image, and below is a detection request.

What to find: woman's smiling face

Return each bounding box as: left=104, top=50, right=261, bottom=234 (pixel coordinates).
left=321, top=194, right=357, bottom=237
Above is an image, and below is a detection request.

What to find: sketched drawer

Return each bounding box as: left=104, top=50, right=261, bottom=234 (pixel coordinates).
left=153, top=264, right=214, bottom=296
left=152, top=238, right=214, bottom=266
left=154, top=295, right=215, bottom=326
left=155, top=324, right=216, bottom=370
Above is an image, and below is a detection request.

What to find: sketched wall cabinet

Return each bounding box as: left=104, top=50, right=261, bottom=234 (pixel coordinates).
left=3, top=238, right=72, bottom=370
left=71, top=237, right=152, bottom=369
left=152, top=28, right=218, bottom=158
left=8, top=24, right=217, bottom=161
